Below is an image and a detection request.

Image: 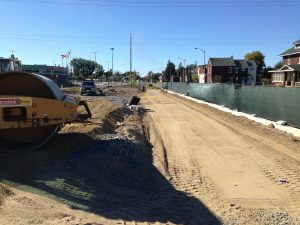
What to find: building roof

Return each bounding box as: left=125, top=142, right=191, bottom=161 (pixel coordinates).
left=269, top=64, right=300, bottom=73
left=235, top=59, right=256, bottom=69
left=209, top=58, right=235, bottom=66
left=293, top=40, right=300, bottom=45
left=209, top=58, right=257, bottom=69
left=279, top=47, right=300, bottom=56
left=289, top=64, right=300, bottom=72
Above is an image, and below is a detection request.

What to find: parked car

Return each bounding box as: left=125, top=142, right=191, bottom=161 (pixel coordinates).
left=121, top=77, right=129, bottom=83
left=80, top=80, right=96, bottom=95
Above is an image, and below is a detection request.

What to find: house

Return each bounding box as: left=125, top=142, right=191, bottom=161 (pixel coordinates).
left=206, top=57, right=257, bottom=84
left=269, top=40, right=300, bottom=87
left=197, top=65, right=207, bottom=83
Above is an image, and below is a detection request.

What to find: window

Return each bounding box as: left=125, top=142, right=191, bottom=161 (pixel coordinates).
left=235, top=68, right=239, bottom=73
left=272, top=73, right=284, bottom=82
left=288, top=57, right=291, bottom=65
left=241, top=67, right=245, bottom=71
left=82, top=81, right=95, bottom=86
left=228, top=67, right=232, bottom=73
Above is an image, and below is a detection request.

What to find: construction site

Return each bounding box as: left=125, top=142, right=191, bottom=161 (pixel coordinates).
left=0, top=65, right=300, bottom=225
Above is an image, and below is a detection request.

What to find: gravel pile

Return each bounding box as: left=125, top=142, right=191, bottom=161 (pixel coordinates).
left=59, top=132, right=153, bottom=191
left=103, top=96, right=130, bottom=107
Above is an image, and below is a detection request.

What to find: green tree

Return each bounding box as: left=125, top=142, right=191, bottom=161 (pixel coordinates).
left=186, top=64, right=198, bottom=82
left=191, top=74, right=199, bottom=83
left=244, top=51, right=265, bottom=73
left=274, top=61, right=283, bottom=69
left=176, top=62, right=185, bottom=81
left=95, top=64, right=104, bottom=79
left=70, top=58, right=103, bottom=80
left=163, top=60, right=176, bottom=82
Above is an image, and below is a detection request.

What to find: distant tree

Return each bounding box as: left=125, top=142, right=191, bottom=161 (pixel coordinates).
left=176, top=62, right=185, bottom=81
left=244, top=51, right=265, bottom=73
left=191, top=74, right=199, bottom=83
left=104, top=70, right=111, bottom=82
left=129, top=70, right=140, bottom=81
left=274, top=61, right=283, bottom=69
left=95, top=64, right=104, bottom=79
left=186, top=64, right=198, bottom=82
left=70, top=58, right=103, bottom=80
left=163, top=60, right=176, bottom=82
left=145, top=71, right=153, bottom=82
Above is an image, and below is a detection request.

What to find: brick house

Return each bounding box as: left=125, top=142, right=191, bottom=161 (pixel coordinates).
left=269, top=40, right=300, bottom=87
left=206, top=57, right=257, bottom=84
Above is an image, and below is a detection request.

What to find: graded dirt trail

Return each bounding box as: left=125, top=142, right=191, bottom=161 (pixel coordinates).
left=141, top=89, right=300, bottom=224
left=1, top=88, right=300, bottom=225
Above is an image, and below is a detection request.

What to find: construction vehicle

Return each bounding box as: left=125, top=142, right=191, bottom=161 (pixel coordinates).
left=0, top=56, right=92, bottom=152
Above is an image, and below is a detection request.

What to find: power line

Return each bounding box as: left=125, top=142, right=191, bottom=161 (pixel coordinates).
left=0, top=33, right=298, bottom=41
left=0, top=33, right=128, bottom=40
left=0, top=36, right=296, bottom=46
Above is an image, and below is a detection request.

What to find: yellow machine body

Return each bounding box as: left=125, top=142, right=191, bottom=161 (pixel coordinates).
left=0, top=71, right=91, bottom=152
left=0, top=96, right=78, bottom=129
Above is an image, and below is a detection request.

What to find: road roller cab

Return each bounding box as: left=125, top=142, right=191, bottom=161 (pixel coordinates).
left=0, top=55, right=22, bottom=73
left=0, top=71, right=91, bottom=152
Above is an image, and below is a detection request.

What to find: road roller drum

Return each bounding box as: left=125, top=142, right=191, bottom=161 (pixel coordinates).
left=0, top=72, right=91, bottom=152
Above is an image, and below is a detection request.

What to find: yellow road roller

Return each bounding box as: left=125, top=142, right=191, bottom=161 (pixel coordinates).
left=0, top=71, right=91, bottom=152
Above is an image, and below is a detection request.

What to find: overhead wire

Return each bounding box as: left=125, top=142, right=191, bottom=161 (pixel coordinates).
left=0, top=36, right=296, bottom=46
left=0, top=33, right=298, bottom=41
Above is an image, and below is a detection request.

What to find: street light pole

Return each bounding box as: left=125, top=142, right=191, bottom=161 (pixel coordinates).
left=195, top=48, right=206, bottom=65
left=107, top=61, right=110, bottom=84
left=110, top=48, right=115, bottom=86
left=130, top=33, right=132, bottom=82
left=92, top=52, right=98, bottom=84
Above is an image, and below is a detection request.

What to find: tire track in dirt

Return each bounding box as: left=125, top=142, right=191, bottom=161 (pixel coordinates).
left=164, top=91, right=300, bottom=220
left=143, top=96, right=240, bottom=224
left=141, top=90, right=300, bottom=224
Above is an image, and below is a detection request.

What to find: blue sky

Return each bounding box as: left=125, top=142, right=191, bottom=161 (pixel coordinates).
left=0, top=0, right=299, bottom=76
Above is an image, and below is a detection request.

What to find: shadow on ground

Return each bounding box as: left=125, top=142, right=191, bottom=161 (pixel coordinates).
left=0, top=111, right=221, bottom=225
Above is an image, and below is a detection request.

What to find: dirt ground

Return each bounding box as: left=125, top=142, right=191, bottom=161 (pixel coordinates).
left=1, top=88, right=300, bottom=225
left=141, top=89, right=300, bottom=225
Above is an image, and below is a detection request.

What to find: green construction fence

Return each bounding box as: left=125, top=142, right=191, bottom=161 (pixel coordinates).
left=162, top=82, right=300, bottom=128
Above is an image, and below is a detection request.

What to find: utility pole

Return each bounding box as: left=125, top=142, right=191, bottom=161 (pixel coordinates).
left=92, top=52, right=98, bottom=63
left=178, top=57, right=187, bottom=82
left=52, top=60, right=55, bottom=76
left=130, top=33, right=132, bottom=82
left=110, top=48, right=115, bottom=86
left=106, top=61, right=110, bottom=84
left=9, top=51, right=15, bottom=57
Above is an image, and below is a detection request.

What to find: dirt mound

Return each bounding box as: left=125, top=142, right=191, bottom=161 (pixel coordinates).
left=61, top=98, right=118, bottom=134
